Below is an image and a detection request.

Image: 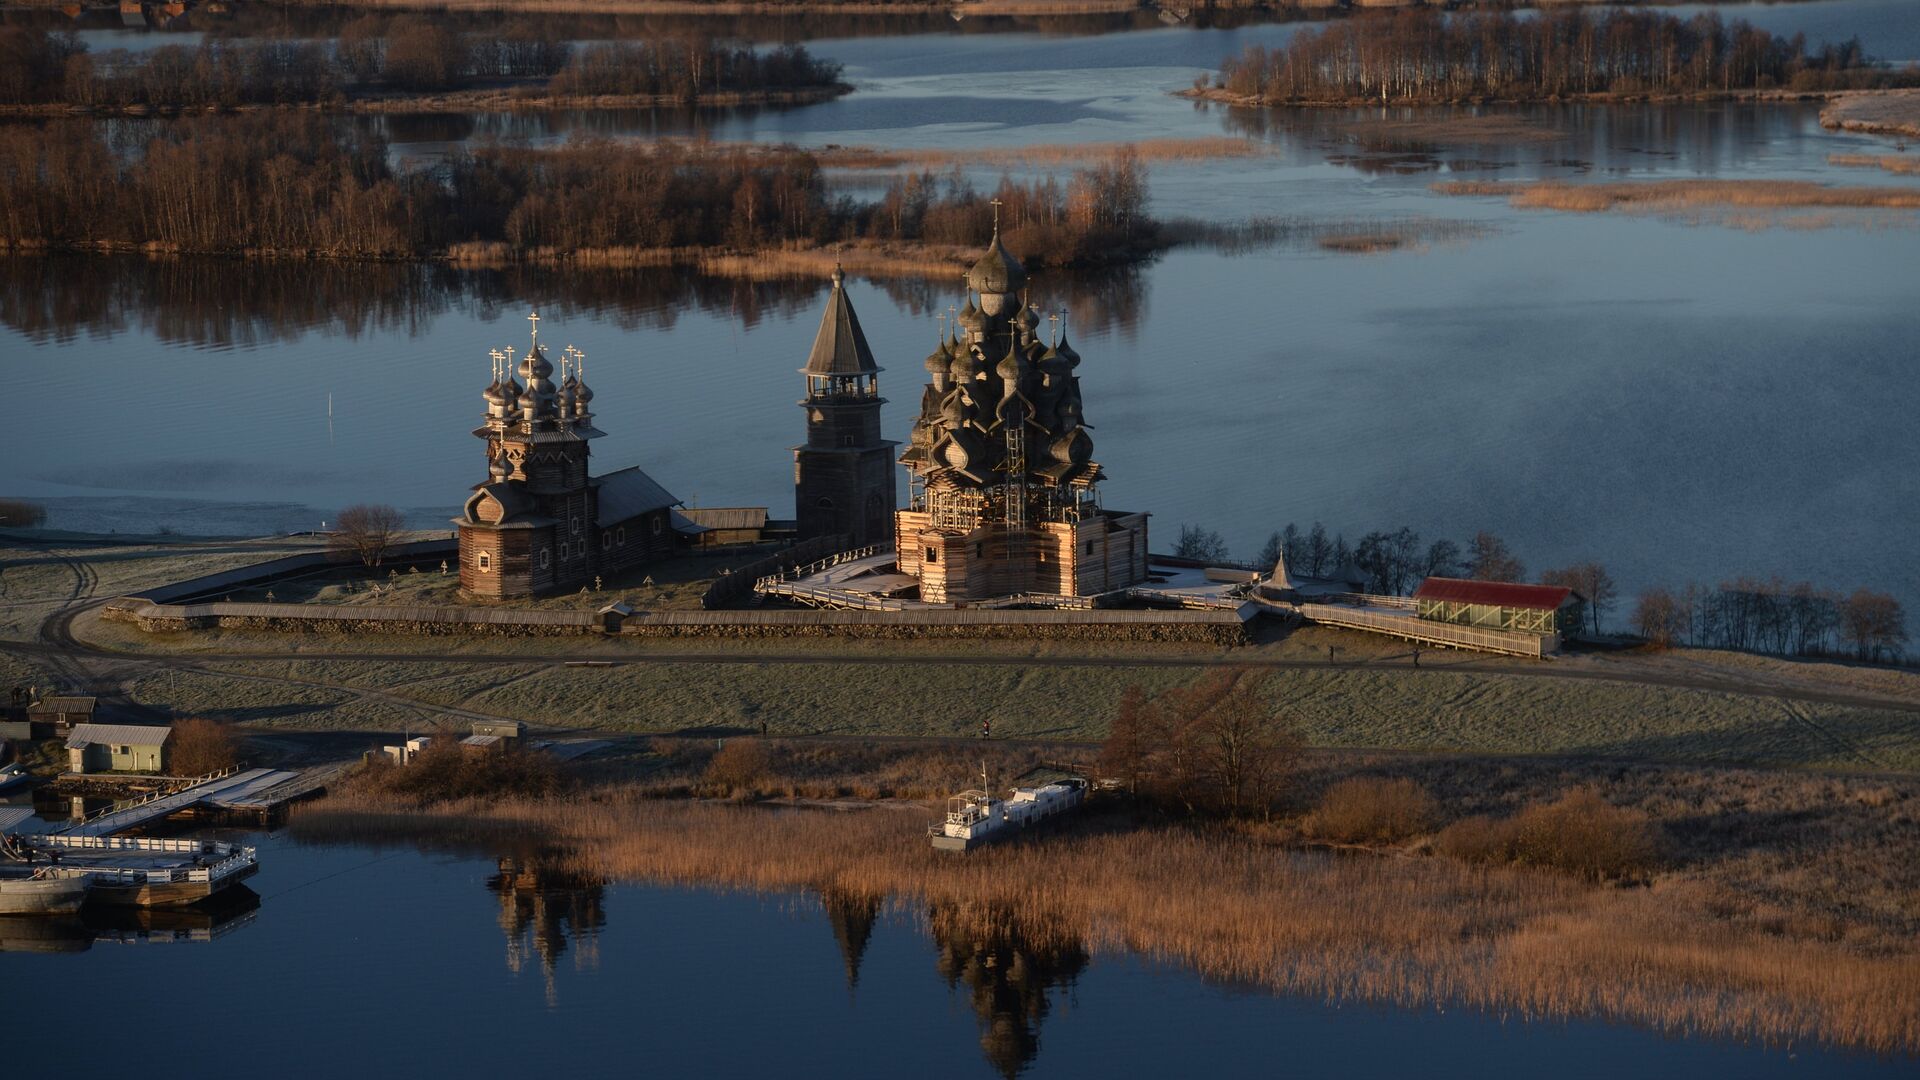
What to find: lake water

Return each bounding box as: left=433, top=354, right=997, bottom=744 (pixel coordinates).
left=6, top=0, right=1919, bottom=615
left=0, top=830, right=1909, bottom=1080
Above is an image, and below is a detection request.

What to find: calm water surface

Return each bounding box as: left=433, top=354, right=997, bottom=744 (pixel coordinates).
left=7, top=1, right=1919, bottom=612
left=0, top=832, right=1908, bottom=1079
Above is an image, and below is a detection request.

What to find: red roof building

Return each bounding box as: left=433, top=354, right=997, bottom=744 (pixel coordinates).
left=1412, top=577, right=1582, bottom=636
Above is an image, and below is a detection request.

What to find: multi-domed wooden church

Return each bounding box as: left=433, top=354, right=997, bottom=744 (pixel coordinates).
left=889, top=228, right=1150, bottom=603
left=457, top=315, right=687, bottom=600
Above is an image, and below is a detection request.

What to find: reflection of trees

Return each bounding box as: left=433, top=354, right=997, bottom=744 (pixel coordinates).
left=0, top=253, right=1146, bottom=348
left=488, top=855, right=607, bottom=1008
left=928, top=903, right=1088, bottom=1080
left=866, top=263, right=1147, bottom=344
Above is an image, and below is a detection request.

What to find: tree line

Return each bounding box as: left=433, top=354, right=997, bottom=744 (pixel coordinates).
left=1179, top=516, right=1907, bottom=661
left=0, top=116, right=1156, bottom=265
left=0, top=23, right=842, bottom=109
left=1213, top=9, right=1917, bottom=105
left=1635, top=579, right=1906, bottom=663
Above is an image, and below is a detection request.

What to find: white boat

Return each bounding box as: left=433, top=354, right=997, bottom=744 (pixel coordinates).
left=0, top=867, right=92, bottom=915
left=930, top=770, right=1087, bottom=853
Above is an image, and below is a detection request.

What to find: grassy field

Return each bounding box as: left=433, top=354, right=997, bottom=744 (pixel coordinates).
left=119, top=642, right=1920, bottom=771
left=15, top=538, right=1920, bottom=773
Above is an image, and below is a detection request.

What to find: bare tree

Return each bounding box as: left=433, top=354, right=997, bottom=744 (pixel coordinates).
left=1420, top=537, right=1461, bottom=580
left=1174, top=524, right=1229, bottom=564
left=1465, top=531, right=1525, bottom=583
left=1543, top=561, right=1615, bottom=636
left=1634, top=587, right=1682, bottom=649
left=1103, top=670, right=1300, bottom=817
left=1838, top=589, right=1907, bottom=663
left=331, top=503, right=405, bottom=567
left=1304, top=522, right=1331, bottom=577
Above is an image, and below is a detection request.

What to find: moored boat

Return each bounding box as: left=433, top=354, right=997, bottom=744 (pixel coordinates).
left=0, top=866, right=92, bottom=916
left=930, top=769, right=1087, bottom=853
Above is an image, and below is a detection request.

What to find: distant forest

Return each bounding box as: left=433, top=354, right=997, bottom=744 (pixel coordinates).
left=0, top=22, right=843, bottom=109
left=0, top=116, right=1155, bottom=265
left=1214, top=9, right=1917, bottom=104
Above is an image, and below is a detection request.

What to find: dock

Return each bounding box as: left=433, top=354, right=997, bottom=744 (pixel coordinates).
left=59, top=765, right=328, bottom=836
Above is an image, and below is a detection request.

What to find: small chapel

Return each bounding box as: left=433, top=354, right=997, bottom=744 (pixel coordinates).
left=457, top=314, right=687, bottom=599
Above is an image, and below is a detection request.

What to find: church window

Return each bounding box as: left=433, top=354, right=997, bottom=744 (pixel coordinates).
left=617, top=527, right=627, bottom=545
left=477, top=553, right=491, bottom=571
left=602, top=530, right=612, bottom=551
left=1084, top=541, right=1094, bottom=555
left=816, top=497, right=834, bottom=509
left=840, top=435, right=855, bottom=448
left=925, top=547, right=939, bottom=564
left=651, top=515, right=664, bottom=536
left=570, top=516, right=582, bottom=535
left=540, top=550, right=552, bottom=569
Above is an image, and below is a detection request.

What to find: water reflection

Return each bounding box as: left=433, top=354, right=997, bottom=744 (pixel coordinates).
left=1217, top=100, right=1837, bottom=182
left=0, top=883, right=259, bottom=952
left=0, top=253, right=1149, bottom=349
left=489, top=855, right=607, bottom=1008
left=928, top=903, right=1089, bottom=1079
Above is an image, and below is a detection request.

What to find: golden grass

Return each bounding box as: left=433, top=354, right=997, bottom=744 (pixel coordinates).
left=293, top=785, right=1920, bottom=1055
left=1829, top=152, right=1920, bottom=176
left=1434, top=178, right=1920, bottom=213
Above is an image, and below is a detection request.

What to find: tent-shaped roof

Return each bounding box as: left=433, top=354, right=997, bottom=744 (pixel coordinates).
left=803, top=270, right=879, bottom=377
left=1413, top=577, right=1575, bottom=611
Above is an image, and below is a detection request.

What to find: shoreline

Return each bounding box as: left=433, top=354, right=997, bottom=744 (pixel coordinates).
left=1819, top=88, right=1920, bottom=138
left=287, top=756, right=1920, bottom=1057
left=0, top=83, right=849, bottom=119
left=1179, top=85, right=1854, bottom=110
left=0, top=238, right=1152, bottom=279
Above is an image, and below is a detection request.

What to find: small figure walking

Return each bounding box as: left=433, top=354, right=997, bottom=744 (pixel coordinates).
left=1412, top=648, right=1421, bottom=669
left=980, top=718, right=992, bottom=739
left=1327, top=645, right=1337, bottom=664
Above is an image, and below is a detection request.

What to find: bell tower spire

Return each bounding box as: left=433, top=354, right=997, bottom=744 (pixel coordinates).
left=794, top=267, right=897, bottom=547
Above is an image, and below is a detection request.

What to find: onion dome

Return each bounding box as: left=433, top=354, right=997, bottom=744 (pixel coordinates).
left=924, top=338, right=950, bottom=376
left=520, top=344, right=553, bottom=383
left=574, top=378, right=594, bottom=406
left=995, top=338, right=1026, bottom=383
left=484, top=378, right=507, bottom=407
left=499, top=377, right=521, bottom=402
left=957, top=298, right=985, bottom=333
left=1054, top=332, right=1080, bottom=369
left=1037, top=346, right=1069, bottom=375
left=966, top=231, right=1027, bottom=296
left=949, top=343, right=980, bottom=382
left=1016, top=304, right=1040, bottom=335
left=488, top=449, right=512, bottom=483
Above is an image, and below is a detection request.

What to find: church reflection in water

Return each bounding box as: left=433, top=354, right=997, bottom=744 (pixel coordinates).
left=474, top=864, right=1086, bottom=1075
left=823, top=889, right=1089, bottom=1079
left=487, top=855, right=607, bottom=1009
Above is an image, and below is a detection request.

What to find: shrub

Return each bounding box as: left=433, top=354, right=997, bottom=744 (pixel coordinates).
left=0, top=498, right=46, bottom=528
left=169, top=717, right=238, bottom=776
left=362, top=739, right=562, bottom=804
left=1304, top=777, right=1435, bottom=845
left=1436, top=787, right=1663, bottom=883
left=704, top=738, right=772, bottom=795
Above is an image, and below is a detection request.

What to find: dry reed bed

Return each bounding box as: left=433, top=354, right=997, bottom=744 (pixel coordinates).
left=294, top=789, right=1920, bottom=1056
left=1434, top=179, right=1920, bottom=213
left=1829, top=153, right=1920, bottom=177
